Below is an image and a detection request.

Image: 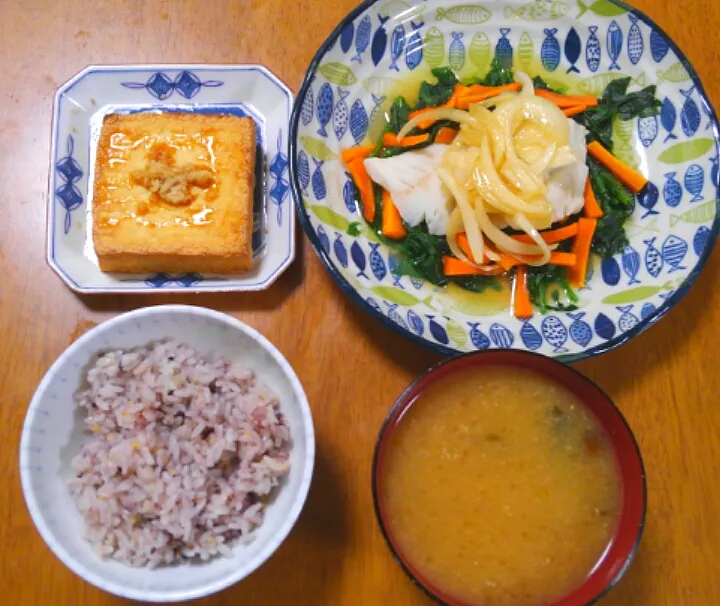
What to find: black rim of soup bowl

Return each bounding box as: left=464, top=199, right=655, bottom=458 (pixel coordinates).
left=371, top=350, right=647, bottom=606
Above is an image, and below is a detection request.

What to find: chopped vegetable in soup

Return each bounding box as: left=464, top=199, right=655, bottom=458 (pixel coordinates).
left=380, top=366, right=621, bottom=606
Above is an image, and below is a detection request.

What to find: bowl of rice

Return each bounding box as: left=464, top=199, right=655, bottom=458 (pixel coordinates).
left=19, top=305, right=315, bottom=602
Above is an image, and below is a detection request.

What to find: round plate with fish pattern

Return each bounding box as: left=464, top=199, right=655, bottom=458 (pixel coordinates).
left=290, top=0, right=720, bottom=361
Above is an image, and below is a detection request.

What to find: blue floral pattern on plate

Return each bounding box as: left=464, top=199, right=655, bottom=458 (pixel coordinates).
left=290, top=0, right=720, bottom=361
left=48, top=65, right=295, bottom=293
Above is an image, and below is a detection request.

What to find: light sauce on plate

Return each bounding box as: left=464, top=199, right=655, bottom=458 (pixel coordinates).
left=381, top=366, right=621, bottom=606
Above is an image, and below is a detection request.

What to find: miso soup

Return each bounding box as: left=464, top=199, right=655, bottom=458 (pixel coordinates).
left=380, top=366, right=621, bottom=606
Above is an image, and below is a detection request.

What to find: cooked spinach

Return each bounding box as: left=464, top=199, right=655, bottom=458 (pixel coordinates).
left=387, top=96, right=412, bottom=134
left=416, top=66, right=459, bottom=110
left=574, top=76, right=662, bottom=150
left=381, top=119, right=457, bottom=158
left=347, top=221, right=362, bottom=236
left=526, top=266, right=579, bottom=314
left=449, top=274, right=502, bottom=293
left=532, top=75, right=554, bottom=91
left=388, top=225, right=449, bottom=285
left=479, top=58, right=515, bottom=86
left=588, top=158, right=635, bottom=257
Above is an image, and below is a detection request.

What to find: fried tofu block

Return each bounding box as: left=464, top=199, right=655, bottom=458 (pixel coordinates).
left=92, top=112, right=256, bottom=274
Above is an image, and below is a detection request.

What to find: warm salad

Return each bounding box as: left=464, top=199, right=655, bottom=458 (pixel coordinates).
left=342, top=62, right=661, bottom=318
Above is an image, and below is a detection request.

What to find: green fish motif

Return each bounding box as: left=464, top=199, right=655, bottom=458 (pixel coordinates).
left=576, top=0, right=627, bottom=18
left=611, top=116, right=640, bottom=169
left=657, top=62, right=691, bottom=84
left=612, top=115, right=635, bottom=143
left=370, top=286, right=435, bottom=309
left=378, top=0, right=426, bottom=21
left=362, top=76, right=397, bottom=97
left=601, top=281, right=674, bottom=305
left=670, top=201, right=717, bottom=226
left=308, top=205, right=352, bottom=231
left=423, top=26, right=446, bottom=68
left=517, top=32, right=534, bottom=68
left=318, top=62, right=357, bottom=86
left=468, top=32, right=492, bottom=72
left=446, top=317, right=468, bottom=347
left=436, top=4, right=491, bottom=24
left=299, top=136, right=338, bottom=162
left=658, top=138, right=715, bottom=164
left=504, top=0, right=570, bottom=20
left=577, top=72, right=647, bottom=96
left=367, top=104, right=390, bottom=145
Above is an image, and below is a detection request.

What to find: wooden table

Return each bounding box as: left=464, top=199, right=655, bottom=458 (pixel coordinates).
left=1, top=1, right=719, bottom=604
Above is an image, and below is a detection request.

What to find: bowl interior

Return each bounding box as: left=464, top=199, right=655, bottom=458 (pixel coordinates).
left=373, top=351, right=646, bottom=606
left=20, top=306, right=314, bottom=602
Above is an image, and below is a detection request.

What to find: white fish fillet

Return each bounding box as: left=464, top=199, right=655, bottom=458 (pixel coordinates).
left=364, top=144, right=453, bottom=235
left=545, top=120, right=589, bottom=223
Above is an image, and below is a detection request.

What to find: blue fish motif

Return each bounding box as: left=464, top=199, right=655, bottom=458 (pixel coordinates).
left=660, top=97, right=677, bottom=142
left=637, top=182, right=659, bottom=219
left=541, top=28, right=561, bottom=72
left=601, top=257, right=621, bottom=286
left=684, top=164, right=704, bottom=202
left=371, top=16, right=389, bottom=67
left=586, top=26, right=601, bottom=73
left=637, top=116, right=658, bottom=148
left=568, top=312, right=593, bottom=347
left=520, top=321, right=543, bottom=351
left=366, top=297, right=382, bottom=312
left=468, top=323, right=491, bottom=350
left=627, top=14, right=644, bottom=65
left=449, top=32, right=466, bottom=71
left=301, top=85, right=314, bottom=126
left=594, top=314, right=616, bottom=341
left=407, top=310, right=424, bottom=336
left=349, top=99, right=369, bottom=145
left=622, top=245, right=641, bottom=285
left=333, top=233, right=348, bottom=268
left=316, top=83, right=333, bottom=137
left=333, top=88, right=350, bottom=140
left=607, top=21, right=623, bottom=70
left=541, top=316, right=568, bottom=353
left=341, top=20, right=355, bottom=54
left=661, top=235, right=688, bottom=273
left=662, top=172, right=682, bottom=207
left=369, top=243, right=387, bottom=281
left=387, top=253, right=405, bottom=289
left=617, top=305, right=640, bottom=332
left=389, top=24, right=406, bottom=72
left=311, top=159, right=327, bottom=200
left=351, top=241, right=368, bottom=278
left=405, top=21, right=424, bottom=70
left=489, top=323, right=514, bottom=348
left=565, top=27, right=581, bottom=74
left=650, top=29, right=669, bottom=63
left=353, top=15, right=372, bottom=62
left=297, top=151, right=310, bottom=194
left=343, top=173, right=357, bottom=213
left=694, top=225, right=711, bottom=256
left=680, top=87, right=701, bottom=137
left=427, top=316, right=450, bottom=345
left=494, top=28, right=513, bottom=70
left=410, top=276, right=424, bottom=290
left=317, top=224, right=330, bottom=255
left=640, top=302, right=656, bottom=319
left=643, top=237, right=663, bottom=277
left=385, top=302, right=408, bottom=331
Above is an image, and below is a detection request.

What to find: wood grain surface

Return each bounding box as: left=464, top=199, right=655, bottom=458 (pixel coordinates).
left=1, top=1, right=719, bottom=604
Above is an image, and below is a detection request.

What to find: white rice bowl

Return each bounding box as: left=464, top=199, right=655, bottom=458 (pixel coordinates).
left=20, top=305, right=315, bottom=602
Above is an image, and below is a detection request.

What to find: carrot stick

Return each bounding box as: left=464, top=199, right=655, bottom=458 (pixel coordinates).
left=587, top=141, right=648, bottom=193
left=442, top=257, right=504, bottom=276
left=499, top=251, right=577, bottom=271
left=341, top=145, right=374, bottom=167
left=511, top=223, right=579, bottom=244
left=563, top=105, right=588, bottom=117
left=512, top=266, right=533, bottom=319
left=434, top=126, right=458, bottom=145
left=584, top=178, right=603, bottom=219
left=381, top=190, right=407, bottom=240
left=568, top=218, right=597, bottom=287
left=410, top=90, right=461, bottom=130
left=535, top=89, right=599, bottom=108
left=347, top=158, right=375, bottom=222
left=383, top=132, right=429, bottom=147
left=459, top=82, right=521, bottom=98
left=455, top=84, right=523, bottom=110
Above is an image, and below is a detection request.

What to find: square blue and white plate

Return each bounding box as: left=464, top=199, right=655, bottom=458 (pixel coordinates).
left=48, top=64, right=294, bottom=293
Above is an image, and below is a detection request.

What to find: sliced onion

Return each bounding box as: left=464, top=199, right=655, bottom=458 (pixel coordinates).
left=529, top=141, right=557, bottom=174
left=514, top=71, right=534, bottom=95
left=474, top=192, right=546, bottom=256
left=438, top=167, right=485, bottom=264
left=397, top=108, right=477, bottom=140
left=469, top=105, right=506, bottom=165
left=446, top=208, right=470, bottom=263
left=512, top=212, right=552, bottom=266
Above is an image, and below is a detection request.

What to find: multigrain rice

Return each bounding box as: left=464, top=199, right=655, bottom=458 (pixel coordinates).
left=69, top=339, right=291, bottom=567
